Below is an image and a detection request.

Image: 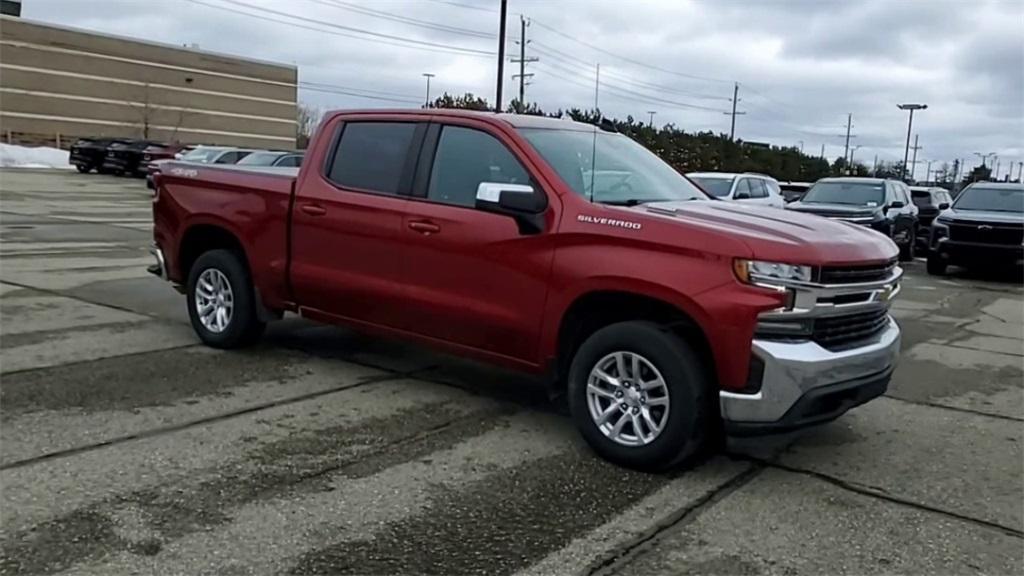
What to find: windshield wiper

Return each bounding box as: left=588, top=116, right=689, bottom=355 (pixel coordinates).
left=600, top=198, right=699, bottom=206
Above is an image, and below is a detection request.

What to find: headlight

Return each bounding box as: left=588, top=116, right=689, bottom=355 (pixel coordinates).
left=733, top=259, right=813, bottom=285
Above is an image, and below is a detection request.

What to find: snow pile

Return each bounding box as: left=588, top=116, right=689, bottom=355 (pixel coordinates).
left=0, top=143, right=72, bottom=169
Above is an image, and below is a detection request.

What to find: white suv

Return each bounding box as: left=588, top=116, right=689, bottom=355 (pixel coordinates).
left=686, top=172, right=785, bottom=208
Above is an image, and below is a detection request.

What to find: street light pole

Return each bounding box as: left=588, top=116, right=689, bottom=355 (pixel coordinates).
left=421, top=73, right=435, bottom=107
left=898, top=103, right=927, bottom=180
left=647, top=110, right=656, bottom=128
left=495, top=0, right=507, bottom=112
left=798, top=140, right=804, bottom=154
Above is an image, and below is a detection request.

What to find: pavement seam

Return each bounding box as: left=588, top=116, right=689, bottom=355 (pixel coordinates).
left=583, top=463, right=765, bottom=576
left=0, top=342, right=202, bottom=377
left=0, top=278, right=165, bottom=320
left=883, top=394, right=1024, bottom=423
left=0, top=369, right=425, bottom=472
left=728, top=453, right=1024, bottom=539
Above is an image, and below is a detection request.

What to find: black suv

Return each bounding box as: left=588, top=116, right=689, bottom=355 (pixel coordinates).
left=910, top=186, right=954, bottom=251
left=927, top=182, right=1024, bottom=275
left=785, top=177, right=920, bottom=261
left=101, top=139, right=162, bottom=176
left=69, top=137, right=132, bottom=173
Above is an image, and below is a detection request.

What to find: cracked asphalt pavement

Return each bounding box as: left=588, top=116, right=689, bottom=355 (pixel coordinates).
left=1, top=169, right=1021, bottom=575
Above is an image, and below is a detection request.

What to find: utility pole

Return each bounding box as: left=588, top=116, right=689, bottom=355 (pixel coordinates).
left=495, top=0, right=507, bottom=112
left=898, top=103, right=927, bottom=180
left=849, top=145, right=862, bottom=174
left=842, top=113, right=853, bottom=168
left=993, top=157, right=1000, bottom=180
left=872, top=154, right=878, bottom=176
left=510, top=15, right=537, bottom=113
left=820, top=143, right=825, bottom=160
left=724, top=82, right=745, bottom=141
left=421, top=73, right=435, bottom=107
left=798, top=140, right=804, bottom=154
left=594, top=63, right=600, bottom=112
left=926, top=159, right=933, bottom=183
left=910, top=134, right=921, bottom=181
left=647, top=111, right=656, bottom=128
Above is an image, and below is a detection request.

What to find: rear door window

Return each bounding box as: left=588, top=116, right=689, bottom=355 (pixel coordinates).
left=749, top=179, right=769, bottom=198
left=328, top=122, right=418, bottom=195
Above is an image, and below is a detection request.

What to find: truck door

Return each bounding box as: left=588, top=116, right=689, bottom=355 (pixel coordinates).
left=396, top=121, right=557, bottom=364
left=289, top=119, right=424, bottom=327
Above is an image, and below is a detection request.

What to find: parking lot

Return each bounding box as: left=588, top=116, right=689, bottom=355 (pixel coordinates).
left=0, top=168, right=1021, bottom=575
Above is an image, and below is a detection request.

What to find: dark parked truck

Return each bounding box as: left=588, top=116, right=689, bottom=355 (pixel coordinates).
left=786, top=177, right=919, bottom=261
left=102, top=139, right=163, bottom=176
left=69, top=137, right=132, bottom=173
left=150, top=110, right=902, bottom=470
left=928, top=182, right=1024, bottom=275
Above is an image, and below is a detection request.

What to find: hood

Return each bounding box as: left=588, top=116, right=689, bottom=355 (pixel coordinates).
left=786, top=202, right=879, bottom=218
left=635, top=200, right=897, bottom=265
left=940, top=208, right=1024, bottom=225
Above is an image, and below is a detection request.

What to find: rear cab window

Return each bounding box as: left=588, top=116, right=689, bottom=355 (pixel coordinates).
left=327, top=122, right=420, bottom=195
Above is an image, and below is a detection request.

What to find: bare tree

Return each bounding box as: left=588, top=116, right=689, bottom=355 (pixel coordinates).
left=296, top=103, right=323, bottom=149
left=134, top=82, right=153, bottom=139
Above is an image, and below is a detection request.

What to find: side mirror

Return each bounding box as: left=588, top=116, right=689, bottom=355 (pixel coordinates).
left=938, top=202, right=950, bottom=210
left=475, top=182, right=547, bottom=234
left=733, top=191, right=751, bottom=200
left=889, top=200, right=905, bottom=209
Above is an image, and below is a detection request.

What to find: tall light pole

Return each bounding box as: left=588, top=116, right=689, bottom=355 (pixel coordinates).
left=798, top=140, right=804, bottom=154
left=421, top=73, right=435, bottom=107
left=849, top=145, right=863, bottom=173
left=898, top=103, right=927, bottom=180
left=647, top=110, right=656, bottom=128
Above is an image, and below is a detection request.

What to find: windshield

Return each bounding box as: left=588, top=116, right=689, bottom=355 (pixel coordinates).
left=518, top=128, right=707, bottom=205
left=237, top=152, right=281, bottom=166
left=802, top=181, right=885, bottom=206
left=688, top=177, right=734, bottom=198
left=182, top=148, right=226, bottom=163
left=953, top=185, right=1024, bottom=213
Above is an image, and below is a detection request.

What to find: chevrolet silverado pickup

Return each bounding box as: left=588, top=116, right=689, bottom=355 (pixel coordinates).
left=927, top=182, right=1024, bottom=275
left=150, top=110, right=902, bottom=470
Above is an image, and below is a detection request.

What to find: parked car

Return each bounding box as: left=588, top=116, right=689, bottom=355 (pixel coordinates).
left=179, top=146, right=255, bottom=165
left=236, top=150, right=304, bottom=168
left=910, top=186, right=954, bottom=251
left=786, top=177, right=919, bottom=261
left=69, top=137, right=131, bottom=173
left=927, top=182, right=1023, bottom=275
left=101, top=139, right=163, bottom=176
left=142, top=142, right=190, bottom=166
left=779, top=181, right=813, bottom=203
left=150, top=109, right=901, bottom=470
left=686, top=172, right=785, bottom=208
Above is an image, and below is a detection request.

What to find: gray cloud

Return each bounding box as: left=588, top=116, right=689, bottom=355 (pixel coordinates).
left=21, top=0, right=1024, bottom=175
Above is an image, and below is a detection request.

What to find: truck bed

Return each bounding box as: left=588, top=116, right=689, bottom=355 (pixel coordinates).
left=153, top=161, right=297, bottom=308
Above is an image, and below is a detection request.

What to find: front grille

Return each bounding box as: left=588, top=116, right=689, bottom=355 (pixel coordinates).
left=948, top=220, right=1023, bottom=246
left=819, top=259, right=896, bottom=284
left=813, top=308, right=890, bottom=350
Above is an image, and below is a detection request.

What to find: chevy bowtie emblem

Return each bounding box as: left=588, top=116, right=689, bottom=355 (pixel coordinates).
left=978, top=225, right=993, bottom=231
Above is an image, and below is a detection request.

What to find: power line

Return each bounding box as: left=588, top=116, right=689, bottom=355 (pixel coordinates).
left=187, top=0, right=494, bottom=57
left=534, top=59, right=730, bottom=114
left=530, top=18, right=732, bottom=85
left=298, top=83, right=421, bottom=105
left=299, top=80, right=421, bottom=100
left=424, top=0, right=498, bottom=13
left=531, top=42, right=731, bottom=102
left=312, top=0, right=495, bottom=39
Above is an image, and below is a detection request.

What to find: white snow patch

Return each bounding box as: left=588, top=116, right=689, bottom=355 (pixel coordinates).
left=0, top=143, right=73, bottom=169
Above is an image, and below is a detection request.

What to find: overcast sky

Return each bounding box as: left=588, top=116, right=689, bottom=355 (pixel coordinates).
left=22, top=0, right=1024, bottom=179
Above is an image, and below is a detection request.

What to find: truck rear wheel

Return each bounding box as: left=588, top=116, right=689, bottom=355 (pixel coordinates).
left=567, top=321, right=714, bottom=471
left=186, top=249, right=265, bottom=348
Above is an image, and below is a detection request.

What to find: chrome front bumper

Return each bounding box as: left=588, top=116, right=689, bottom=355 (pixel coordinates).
left=720, top=317, right=900, bottom=432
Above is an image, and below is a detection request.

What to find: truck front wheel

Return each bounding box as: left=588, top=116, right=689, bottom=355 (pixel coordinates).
left=186, top=249, right=265, bottom=348
left=567, top=321, right=715, bottom=471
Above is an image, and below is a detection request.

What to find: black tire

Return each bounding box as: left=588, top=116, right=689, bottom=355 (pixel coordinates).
left=898, top=226, right=915, bottom=261
left=186, top=249, right=265, bottom=348
left=567, top=321, right=715, bottom=471
left=926, top=253, right=947, bottom=276
left=75, top=164, right=92, bottom=173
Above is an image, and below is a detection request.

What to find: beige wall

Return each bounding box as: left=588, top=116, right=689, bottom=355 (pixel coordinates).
left=0, top=16, right=297, bottom=149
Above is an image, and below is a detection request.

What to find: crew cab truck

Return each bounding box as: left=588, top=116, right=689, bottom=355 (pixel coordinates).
left=150, top=110, right=902, bottom=470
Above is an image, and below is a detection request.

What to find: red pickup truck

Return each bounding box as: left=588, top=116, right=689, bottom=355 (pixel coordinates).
left=151, top=110, right=902, bottom=469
